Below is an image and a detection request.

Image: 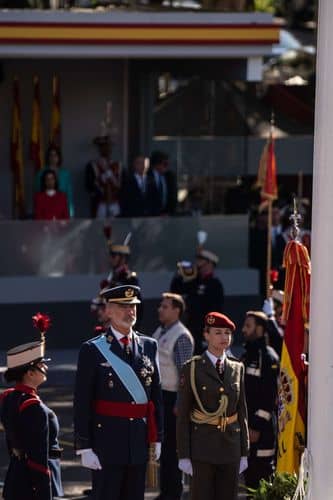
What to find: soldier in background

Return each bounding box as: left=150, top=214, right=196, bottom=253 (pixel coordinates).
left=102, top=231, right=139, bottom=289
left=177, top=312, right=249, bottom=500
left=241, top=311, right=280, bottom=494
left=170, top=247, right=224, bottom=354
left=85, top=135, right=113, bottom=218
left=153, top=292, right=194, bottom=500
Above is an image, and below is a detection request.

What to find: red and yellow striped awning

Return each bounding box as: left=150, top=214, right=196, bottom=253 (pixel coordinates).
left=0, top=22, right=279, bottom=46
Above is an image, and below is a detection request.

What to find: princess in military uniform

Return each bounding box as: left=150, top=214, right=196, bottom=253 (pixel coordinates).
left=0, top=314, right=63, bottom=500
left=177, top=312, right=249, bottom=500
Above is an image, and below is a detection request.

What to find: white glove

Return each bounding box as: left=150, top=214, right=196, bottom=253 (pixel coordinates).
left=262, top=298, right=274, bottom=317
left=239, top=456, right=248, bottom=474
left=178, top=458, right=193, bottom=476
left=152, top=442, right=162, bottom=461
left=79, top=449, right=102, bottom=470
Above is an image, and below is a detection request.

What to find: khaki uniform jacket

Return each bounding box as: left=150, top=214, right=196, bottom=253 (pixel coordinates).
left=177, top=352, right=249, bottom=465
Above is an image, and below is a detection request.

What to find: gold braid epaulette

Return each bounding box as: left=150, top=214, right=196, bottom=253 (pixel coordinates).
left=190, top=357, right=229, bottom=431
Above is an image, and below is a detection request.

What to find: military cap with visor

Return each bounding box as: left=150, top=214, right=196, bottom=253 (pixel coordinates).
left=100, top=284, right=141, bottom=304
left=5, top=313, right=51, bottom=374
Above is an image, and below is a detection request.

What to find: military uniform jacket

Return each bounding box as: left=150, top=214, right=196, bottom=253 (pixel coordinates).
left=177, top=353, right=249, bottom=465
left=74, top=329, right=163, bottom=466
left=242, top=338, right=280, bottom=459
left=0, top=384, right=63, bottom=500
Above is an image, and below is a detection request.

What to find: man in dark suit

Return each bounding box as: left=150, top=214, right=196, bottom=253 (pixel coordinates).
left=146, top=151, right=177, bottom=216
left=120, top=155, right=149, bottom=217
left=177, top=312, right=249, bottom=500
left=74, top=285, right=163, bottom=500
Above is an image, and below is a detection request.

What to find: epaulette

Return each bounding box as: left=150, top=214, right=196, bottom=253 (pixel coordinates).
left=184, top=355, right=201, bottom=366
left=227, top=354, right=241, bottom=363
left=19, top=397, right=40, bottom=413
left=0, top=388, right=15, bottom=403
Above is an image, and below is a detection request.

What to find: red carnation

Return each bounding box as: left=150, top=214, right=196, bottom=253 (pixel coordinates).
left=32, top=312, right=51, bottom=333
left=270, top=269, right=279, bottom=283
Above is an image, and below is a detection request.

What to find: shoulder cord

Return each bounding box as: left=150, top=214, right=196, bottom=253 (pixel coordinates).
left=190, top=359, right=228, bottom=422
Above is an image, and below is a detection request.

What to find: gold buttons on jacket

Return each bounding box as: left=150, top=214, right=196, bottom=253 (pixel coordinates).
left=202, top=386, right=207, bottom=391
left=219, top=387, right=224, bottom=393
left=97, top=423, right=102, bottom=428
left=130, top=418, right=134, bottom=421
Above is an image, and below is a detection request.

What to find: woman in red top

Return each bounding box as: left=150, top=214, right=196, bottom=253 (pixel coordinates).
left=34, top=169, right=69, bottom=220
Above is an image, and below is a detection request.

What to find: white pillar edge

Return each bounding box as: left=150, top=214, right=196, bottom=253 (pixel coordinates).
left=307, top=0, right=333, bottom=497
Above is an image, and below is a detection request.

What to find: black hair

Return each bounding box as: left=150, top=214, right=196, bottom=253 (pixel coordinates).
left=3, top=365, right=32, bottom=384
left=40, top=169, right=59, bottom=192
left=45, top=144, right=62, bottom=166
left=150, top=151, right=168, bottom=168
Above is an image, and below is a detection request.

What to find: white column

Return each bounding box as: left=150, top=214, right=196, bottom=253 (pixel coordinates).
left=307, top=0, right=333, bottom=497
left=246, top=56, right=263, bottom=82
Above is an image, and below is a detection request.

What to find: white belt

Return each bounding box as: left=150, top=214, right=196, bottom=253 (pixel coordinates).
left=257, top=449, right=275, bottom=458
left=255, top=409, right=272, bottom=421
left=246, top=367, right=261, bottom=377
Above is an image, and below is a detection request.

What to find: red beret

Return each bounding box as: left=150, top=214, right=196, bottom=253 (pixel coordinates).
left=204, top=312, right=236, bottom=332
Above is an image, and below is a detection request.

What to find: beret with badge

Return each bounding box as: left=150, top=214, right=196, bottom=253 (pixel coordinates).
left=204, top=312, right=236, bottom=332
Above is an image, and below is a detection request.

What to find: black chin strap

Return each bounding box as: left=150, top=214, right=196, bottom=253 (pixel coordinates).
left=34, top=365, right=47, bottom=376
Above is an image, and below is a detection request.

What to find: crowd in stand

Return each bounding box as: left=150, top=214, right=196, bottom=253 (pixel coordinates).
left=33, top=137, right=177, bottom=221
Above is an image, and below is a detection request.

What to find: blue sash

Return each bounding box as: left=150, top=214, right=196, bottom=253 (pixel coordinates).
left=92, top=335, right=148, bottom=404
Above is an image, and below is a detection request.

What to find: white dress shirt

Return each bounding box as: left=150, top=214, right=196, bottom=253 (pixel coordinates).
left=111, top=327, right=133, bottom=348
left=205, top=349, right=227, bottom=369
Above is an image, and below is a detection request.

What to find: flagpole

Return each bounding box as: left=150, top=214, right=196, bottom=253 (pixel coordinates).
left=265, top=111, right=275, bottom=299
left=306, top=0, right=333, bottom=496
left=266, top=199, right=273, bottom=298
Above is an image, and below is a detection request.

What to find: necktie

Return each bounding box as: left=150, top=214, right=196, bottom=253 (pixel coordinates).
left=120, top=336, right=132, bottom=363
left=216, top=358, right=223, bottom=376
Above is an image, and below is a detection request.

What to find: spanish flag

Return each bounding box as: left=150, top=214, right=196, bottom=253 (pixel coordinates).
left=30, top=75, right=44, bottom=171
left=257, top=133, right=278, bottom=201
left=277, top=240, right=310, bottom=473
left=11, top=77, right=25, bottom=218
left=50, top=74, right=61, bottom=147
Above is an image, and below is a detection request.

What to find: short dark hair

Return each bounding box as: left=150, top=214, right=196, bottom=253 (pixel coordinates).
left=151, top=151, right=168, bottom=168
left=40, top=169, right=59, bottom=192
left=46, top=144, right=62, bottom=166
left=162, top=292, right=185, bottom=316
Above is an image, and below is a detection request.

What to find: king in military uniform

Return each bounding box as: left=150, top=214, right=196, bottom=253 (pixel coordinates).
left=74, top=285, right=163, bottom=500
left=177, top=312, right=249, bottom=500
